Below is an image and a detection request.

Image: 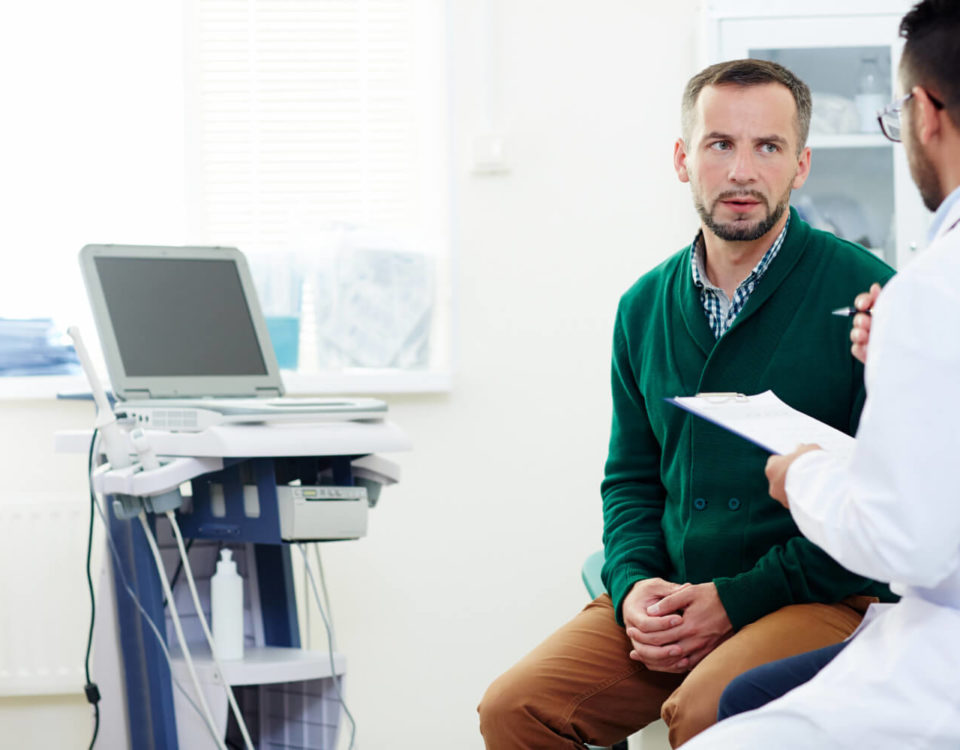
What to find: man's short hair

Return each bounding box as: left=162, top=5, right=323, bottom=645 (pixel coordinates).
left=900, top=0, right=960, bottom=129
left=681, top=59, right=812, bottom=155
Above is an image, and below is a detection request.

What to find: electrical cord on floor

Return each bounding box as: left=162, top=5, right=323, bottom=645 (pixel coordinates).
left=297, top=543, right=356, bottom=750
left=85, top=428, right=101, bottom=750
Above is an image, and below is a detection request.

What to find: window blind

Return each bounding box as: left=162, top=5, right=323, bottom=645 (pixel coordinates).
left=185, top=0, right=448, bottom=380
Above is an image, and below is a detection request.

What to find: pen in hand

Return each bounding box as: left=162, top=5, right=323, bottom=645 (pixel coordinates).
left=848, top=282, right=882, bottom=364
left=831, top=306, right=871, bottom=317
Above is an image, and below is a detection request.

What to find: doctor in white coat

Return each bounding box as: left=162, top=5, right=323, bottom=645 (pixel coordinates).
left=680, top=0, right=960, bottom=747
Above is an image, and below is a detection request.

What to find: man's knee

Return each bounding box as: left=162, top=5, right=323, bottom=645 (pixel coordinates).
left=660, top=676, right=724, bottom=747
left=478, top=668, right=548, bottom=744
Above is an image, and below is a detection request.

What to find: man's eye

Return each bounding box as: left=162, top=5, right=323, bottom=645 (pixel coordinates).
left=760, top=143, right=780, bottom=154
left=710, top=141, right=731, bottom=151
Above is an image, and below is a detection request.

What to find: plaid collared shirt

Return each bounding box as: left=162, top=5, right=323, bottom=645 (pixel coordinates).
left=690, top=216, right=790, bottom=339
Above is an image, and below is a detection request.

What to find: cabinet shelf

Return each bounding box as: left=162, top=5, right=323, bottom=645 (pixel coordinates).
left=170, top=645, right=348, bottom=750
left=710, top=1, right=930, bottom=268
left=171, top=645, right=346, bottom=687
left=808, top=133, right=891, bottom=149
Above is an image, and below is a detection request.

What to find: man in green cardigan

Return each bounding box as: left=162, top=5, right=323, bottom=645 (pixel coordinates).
left=479, top=59, right=897, bottom=749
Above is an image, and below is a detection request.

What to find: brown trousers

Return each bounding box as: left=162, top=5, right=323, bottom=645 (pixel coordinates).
left=478, top=593, right=872, bottom=749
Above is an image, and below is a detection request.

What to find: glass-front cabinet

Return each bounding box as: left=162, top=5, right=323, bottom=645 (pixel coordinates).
left=706, top=0, right=929, bottom=269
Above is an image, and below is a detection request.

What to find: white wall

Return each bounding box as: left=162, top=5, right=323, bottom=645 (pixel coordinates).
left=326, top=4, right=699, bottom=746
left=0, top=1, right=700, bottom=747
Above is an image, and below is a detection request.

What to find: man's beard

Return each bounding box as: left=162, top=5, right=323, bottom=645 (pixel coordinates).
left=695, top=189, right=790, bottom=242
left=907, top=118, right=944, bottom=212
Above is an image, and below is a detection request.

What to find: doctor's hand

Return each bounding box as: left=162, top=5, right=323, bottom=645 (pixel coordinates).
left=765, top=444, right=822, bottom=508
left=625, top=582, right=732, bottom=673
left=850, top=282, right=882, bottom=364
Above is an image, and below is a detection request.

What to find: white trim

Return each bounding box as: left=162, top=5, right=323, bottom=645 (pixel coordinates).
left=706, top=0, right=916, bottom=20
left=0, top=368, right=452, bottom=401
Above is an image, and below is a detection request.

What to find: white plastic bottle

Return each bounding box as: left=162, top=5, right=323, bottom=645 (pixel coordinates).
left=855, top=56, right=886, bottom=133
left=211, top=548, right=245, bottom=660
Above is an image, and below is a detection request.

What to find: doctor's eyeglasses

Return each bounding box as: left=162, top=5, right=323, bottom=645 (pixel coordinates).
left=877, top=89, right=947, bottom=142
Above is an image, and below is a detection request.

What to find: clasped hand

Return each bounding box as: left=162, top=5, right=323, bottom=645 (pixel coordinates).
left=622, top=578, right=732, bottom=673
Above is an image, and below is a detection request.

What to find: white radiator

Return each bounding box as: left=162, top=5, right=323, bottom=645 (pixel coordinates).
left=0, top=498, right=91, bottom=696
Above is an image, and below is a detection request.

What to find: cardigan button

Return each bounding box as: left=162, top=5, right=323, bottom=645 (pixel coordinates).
left=727, top=497, right=741, bottom=511
left=693, top=497, right=707, bottom=511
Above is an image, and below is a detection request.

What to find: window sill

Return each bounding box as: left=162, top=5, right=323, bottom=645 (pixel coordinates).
left=0, top=369, right=452, bottom=401
left=0, top=375, right=92, bottom=401
left=281, top=368, right=452, bottom=396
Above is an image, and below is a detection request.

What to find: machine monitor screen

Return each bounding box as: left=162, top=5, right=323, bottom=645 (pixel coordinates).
left=93, top=256, right=269, bottom=378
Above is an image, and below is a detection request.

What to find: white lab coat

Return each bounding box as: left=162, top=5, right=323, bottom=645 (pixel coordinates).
left=681, top=195, right=960, bottom=750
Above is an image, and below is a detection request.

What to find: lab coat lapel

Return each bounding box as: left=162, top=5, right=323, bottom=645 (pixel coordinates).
left=933, top=199, right=960, bottom=243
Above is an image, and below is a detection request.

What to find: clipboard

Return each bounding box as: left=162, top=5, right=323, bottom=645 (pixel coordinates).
left=666, top=390, right=856, bottom=456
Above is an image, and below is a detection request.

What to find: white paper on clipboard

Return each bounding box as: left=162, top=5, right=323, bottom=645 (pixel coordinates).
left=667, top=390, right=856, bottom=456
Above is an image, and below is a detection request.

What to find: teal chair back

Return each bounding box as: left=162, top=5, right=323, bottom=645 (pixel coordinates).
left=581, top=549, right=607, bottom=599
left=582, top=550, right=630, bottom=750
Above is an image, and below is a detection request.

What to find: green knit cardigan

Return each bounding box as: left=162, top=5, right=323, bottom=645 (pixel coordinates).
left=601, top=208, right=898, bottom=629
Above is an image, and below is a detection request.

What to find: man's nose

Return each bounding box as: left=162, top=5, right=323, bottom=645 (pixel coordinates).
left=728, top=150, right=758, bottom=183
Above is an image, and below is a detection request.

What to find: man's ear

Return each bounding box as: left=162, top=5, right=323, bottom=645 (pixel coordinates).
left=792, top=146, right=812, bottom=190
left=913, top=86, right=944, bottom=145
left=674, top=139, right=690, bottom=183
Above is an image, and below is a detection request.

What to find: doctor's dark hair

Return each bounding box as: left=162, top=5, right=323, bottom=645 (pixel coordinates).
left=899, top=0, right=960, bottom=129
left=681, top=59, right=812, bottom=155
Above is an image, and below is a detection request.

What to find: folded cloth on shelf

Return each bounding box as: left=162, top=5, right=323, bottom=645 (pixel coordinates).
left=0, top=318, right=79, bottom=376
